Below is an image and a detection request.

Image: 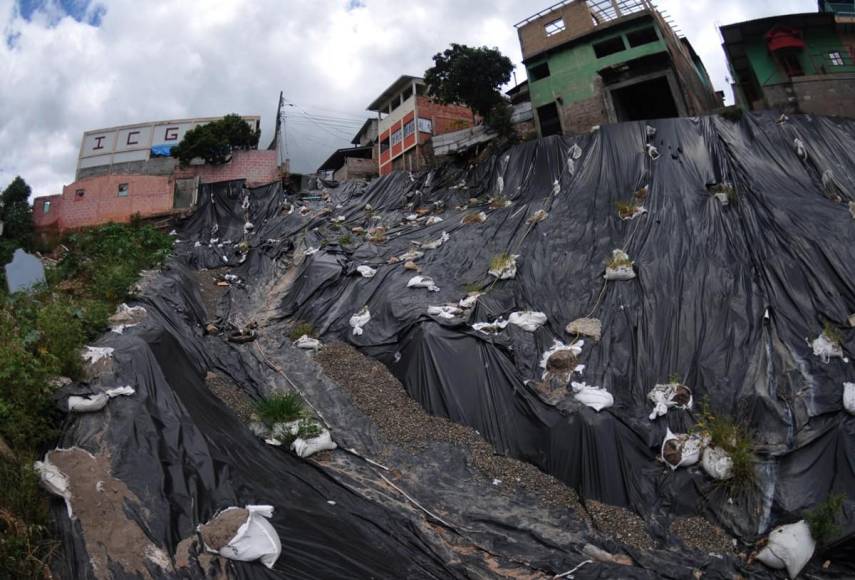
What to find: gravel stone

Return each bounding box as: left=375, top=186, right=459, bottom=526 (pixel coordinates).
left=585, top=500, right=654, bottom=551
left=315, top=342, right=583, bottom=511
left=671, top=516, right=734, bottom=554
left=205, top=371, right=255, bottom=423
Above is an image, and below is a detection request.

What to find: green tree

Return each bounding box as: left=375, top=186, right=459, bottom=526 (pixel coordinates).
left=171, top=114, right=260, bottom=166
left=1, top=176, right=34, bottom=248
left=424, top=44, right=515, bottom=137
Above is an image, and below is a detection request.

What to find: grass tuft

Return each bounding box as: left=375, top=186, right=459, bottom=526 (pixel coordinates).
left=255, top=392, right=305, bottom=426
left=337, top=234, right=353, bottom=246
left=462, top=212, right=484, bottom=225
left=489, top=252, right=514, bottom=273
left=462, top=282, right=483, bottom=293
left=823, top=321, right=843, bottom=345
left=615, top=199, right=639, bottom=219
left=289, top=321, right=315, bottom=341
left=694, top=400, right=756, bottom=494
left=805, top=493, right=845, bottom=545
left=607, top=251, right=632, bottom=270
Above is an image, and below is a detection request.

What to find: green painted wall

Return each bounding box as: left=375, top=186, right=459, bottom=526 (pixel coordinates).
left=526, top=20, right=669, bottom=109
left=743, top=26, right=854, bottom=86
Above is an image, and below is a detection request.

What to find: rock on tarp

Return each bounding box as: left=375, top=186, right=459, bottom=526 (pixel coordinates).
left=4, top=248, right=45, bottom=292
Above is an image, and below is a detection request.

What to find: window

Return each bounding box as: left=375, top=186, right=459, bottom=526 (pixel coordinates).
left=626, top=27, right=659, bottom=48
left=43, top=201, right=51, bottom=214
left=403, top=120, right=415, bottom=137
left=529, top=62, right=551, bottom=81
left=402, top=85, right=413, bottom=101
left=829, top=51, right=845, bottom=66
left=75, top=189, right=85, bottom=199
left=380, top=138, right=390, bottom=153
left=117, top=183, right=129, bottom=197
left=390, top=129, right=403, bottom=146
left=593, top=36, right=626, bottom=58
left=417, top=118, right=433, bottom=133
left=544, top=18, right=565, bottom=37
left=778, top=52, right=803, bottom=77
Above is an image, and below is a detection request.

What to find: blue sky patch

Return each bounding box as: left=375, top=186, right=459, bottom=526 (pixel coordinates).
left=16, top=0, right=105, bottom=26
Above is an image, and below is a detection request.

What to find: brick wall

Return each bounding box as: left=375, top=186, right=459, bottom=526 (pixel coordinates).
left=416, top=96, right=475, bottom=136
left=517, top=1, right=596, bottom=60
left=763, top=73, right=855, bottom=117
left=334, top=157, right=378, bottom=181
left=174, top=149, right=280, bottom=186
left=32, top=194, right=63, bottom=230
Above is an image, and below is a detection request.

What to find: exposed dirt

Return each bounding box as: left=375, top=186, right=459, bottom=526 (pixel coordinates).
left=193, top=268, right=229, bottom=320
left=584, top=500, right=654, bottom=552
left=174, top=536, right=229, bottom=579
left=48, top=447, right=172, bottom=580
left=315, top=342, right=583, bottom=512
left=205, top=371, right=255, bottom=423
left=199, top=507, right=248, bottom=550
left=671, top=516, right=734, bottom=555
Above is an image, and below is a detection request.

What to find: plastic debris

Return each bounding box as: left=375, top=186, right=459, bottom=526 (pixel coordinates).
left=701, top=446, right=733, bottom=481
left=198, top=505, right=282, bottom=569
left=488, top=254, right=518, bottom=280
left=82, top=346, right=114, bottom=365
left=68, top=386, right=135, bottom=413
left=428, top=305, right=462, bottom=320
left=295, top=335, right=321, bottom=351
left=660, top=429, right=706, bottom=470
left=843, top=382, right=855, bottom=415
left=34, top=455, right=73, bottom=517
left=565, top=318, right=601, bottom=342
left=646, top=144, right=660, bottom=160
left=604, top=249, right=636, bottom=281
left=647, top=383, right=693, bottom=420
left=422, top=231, right=449, bottom=250
left=291, top=430, right=337, bottom=458
left=570, top=382, right=614, bottom=412
left=407, top=275, right=440, bottom=292
left=811, top=332, right=844, bottom=363
left=356, top=265, right=376, bottom=278
left=349, top=307, right=371, bottom=336
left=507, top=311, right=547, bottom=332
left=472, top=319, right=508, bottom=334
left=755, top=520, right=815, bottom=579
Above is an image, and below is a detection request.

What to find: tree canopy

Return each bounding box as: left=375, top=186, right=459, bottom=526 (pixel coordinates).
left=1, top=176, right=33, bottom=249
left=424, top=44, right=514, bottom=134
left=171, top=114, right=260, bottom=166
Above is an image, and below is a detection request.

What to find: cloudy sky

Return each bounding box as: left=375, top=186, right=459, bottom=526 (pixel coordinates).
left=2, top=0, right=815, bottom=199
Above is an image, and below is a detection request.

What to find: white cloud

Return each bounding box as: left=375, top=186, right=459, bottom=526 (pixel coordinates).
left=0, top=0, right=817, bottom=199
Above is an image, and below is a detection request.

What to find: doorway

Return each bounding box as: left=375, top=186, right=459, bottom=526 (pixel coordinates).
left=537, top=102, right=563, bottom=137
left=609, top=75, right=680, bottom=122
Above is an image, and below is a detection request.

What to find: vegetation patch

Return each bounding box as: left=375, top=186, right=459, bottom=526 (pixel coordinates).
left=694, top=400, right=757, bottom=494
left=337, top=234, right=353, bottom=246
left=607, top=251, right=633, bottom=270
left=254, top=392, right=305, bottom=427
left=489, top=252, right=514, bottom=274
left=289, top=321, right=316, bottom=341
left=462, top=282, right=483, bottom=294
left=805, top=493, right=844, bottom=546
left=462, top=212, right=485, bottom=225
left=615, top=199, right=640, bottom=220
left=823, top=321, right=843, bottom=346
left=0, top=192, right=173, bottom=577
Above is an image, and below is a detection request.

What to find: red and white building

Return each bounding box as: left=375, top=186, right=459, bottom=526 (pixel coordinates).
left=367, top=76, right=475, bottom=176
left=33, top=115, right=284, bottom=233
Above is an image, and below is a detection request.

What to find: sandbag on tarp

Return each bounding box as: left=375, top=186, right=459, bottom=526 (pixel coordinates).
left=271, top=112, right=855, bottom=567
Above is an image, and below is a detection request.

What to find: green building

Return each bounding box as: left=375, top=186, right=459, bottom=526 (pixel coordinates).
left=514, top=0, right=720, bottom=136
left=721, top=4, right=855, bottom=117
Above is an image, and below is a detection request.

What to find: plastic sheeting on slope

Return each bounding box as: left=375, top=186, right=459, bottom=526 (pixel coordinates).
left=248, top=113, right=855, bottom=557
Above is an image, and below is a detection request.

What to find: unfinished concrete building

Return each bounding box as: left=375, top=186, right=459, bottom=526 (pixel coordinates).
left=515, top=0, right=720, bottom=136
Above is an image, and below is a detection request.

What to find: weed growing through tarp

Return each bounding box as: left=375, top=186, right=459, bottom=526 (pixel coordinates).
left=708, top=183, right=737, bottom=203
left=606, top=251, right=633, bottom=270
left=338, top=234, right=353, bottom=247
left=615, top=199, right=639, bottom=220
left=805, top=493, right=845, bottom=546
left=823, top=321, right=843, bottom=347
left=289, top=322, right=316, bottom=341
left=694, top=400, right=757, bottom=494
left=489, top=252, right=514, bottom=274
left=255, top=393, right=305, bottom=426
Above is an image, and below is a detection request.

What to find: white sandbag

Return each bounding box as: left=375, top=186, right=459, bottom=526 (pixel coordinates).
left=472, top=319, right=508, bottom=335
left=660, top=428, right=706, bottom=470
left=794, top=138, right=808, bottom=161
left=201, top=505, right=282, bottom=569
left=755, top=520, right=815, bottom=579
left=459, top=294, right=480, bottom=309
left=647, top=383, right=693, bottom=420
left=811, top=333, right=844, bottom=363
left=356, top=265, right=376, bottom=278
left=604, top=249, right=635, bottom=281
left=552, top=180, right=561, bottom=196
left=646, top=144, right=660, bottom=160
left=570, top=382, right=614, bottom=412
left=714, top=192, right=729, bottom=205
left=109, top=304, right=146, bottom=333
left=34, top=455, right=73, bottom=517
left=539, top=340, right=585, bottom=380
left=82, top=346, right=114, bottom=364
left=349, top=307, right=370, bottom=336
left=295, top=335, right=321, bottom=351
left=291, top=430, right=337, bottom=458
left=701, top=446, right=733, bottom=480
left=425, top=216, right=444, bottom=225
left=398, top=249, right=424, bottom=262
left=68, top=386, right=135, bottom=413
left=508, top=311, right=547, bottom=332
left=421, top=231, right=449, bottom=250
left=269, top=420, right=301, bottom=443
left=427, top=305, right=462, bottom=320
left=407, top=275, right=440, bottom=292
left=843, top=382, right=855, bottom=415
left=565, top=318, right=601, bottom=342
left=488, top=254, right=518, bottom=280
